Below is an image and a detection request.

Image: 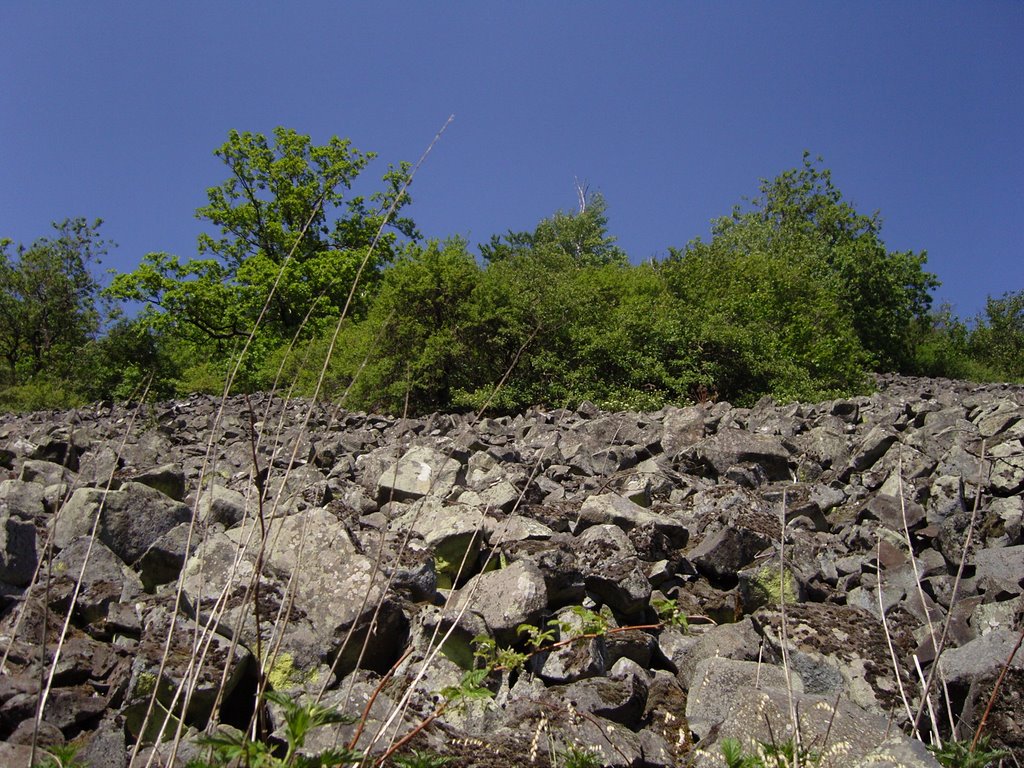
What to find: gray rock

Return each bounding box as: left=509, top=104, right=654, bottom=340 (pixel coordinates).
left=376, top=445, right=462, bottom=502
left=52, top=482, right=191, bottom=565
left=391, top=499, right=485, bottom=586
left=135, top=522, right=196, bottom=590
left=846, top=425, right=899, bottom=474
left=537, top=605, right=607, bottom=684
left=451, top=560, right=547, bottom=645
left=0, top=479, right=47, bottom=522
left=689, top=525, right=772, bottom=580
left=573, top=524, right=652, bottom=617
left=196, top=482, right=248, bottom=526
left=0, top=505, right=37, bottom=587
left=695, top=429, right=792, bottom=481
left=988, top=438, right=1024, bottom=495
left=858, top=492, right=926, bottom=532
left=130, top=462, right=187, bottom=501
left=51, top=537, right=143, bottom=622
left=19, top=458, right=76, bottom=487
left=687, top=658, right=938, bottom=767
left=577, top=492, right=688, bottom=547
left=550, top=658, right=649, bottom=728
left=973, top=399, right=1021, bottom=438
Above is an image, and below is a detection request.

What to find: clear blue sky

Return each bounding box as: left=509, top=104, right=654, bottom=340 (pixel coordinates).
left=3, top=2, right=1021, bottom=318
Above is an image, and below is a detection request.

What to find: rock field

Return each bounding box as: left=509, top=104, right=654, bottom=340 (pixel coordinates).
left=1, top=374, right=1022, bottom=766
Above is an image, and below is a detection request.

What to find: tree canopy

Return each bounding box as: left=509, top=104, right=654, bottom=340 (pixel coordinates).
left=0, top=218, right=110, bottom=387
left=5, top=139, right=1021, bottom=414
left=108, top=127, right=417, bottom=347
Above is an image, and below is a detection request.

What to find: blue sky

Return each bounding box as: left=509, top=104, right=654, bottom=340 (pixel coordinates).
left=3, top=2, right=1021, bottom=318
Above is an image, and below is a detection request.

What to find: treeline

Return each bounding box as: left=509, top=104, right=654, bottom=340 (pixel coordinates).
left=2, top=130, right=1021, bottom=414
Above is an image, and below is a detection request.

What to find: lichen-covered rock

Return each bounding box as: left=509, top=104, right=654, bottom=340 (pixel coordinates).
left=52, top=482, right=191, bottom=565
left=3, top=375, right=1024, bottom=762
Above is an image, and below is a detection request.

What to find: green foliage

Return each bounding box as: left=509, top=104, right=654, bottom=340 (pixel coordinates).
left=719, top=737, right=821, bottom=768
left=928, top=736, right=1009, bottom=768
left=567, top=606, right=610, bottom=636
left=439, top=668, right=495, bottom=711
left=652, top=597, right=690, bottom=631
left=107, top=127, right=416, bottom=380
left=0, top=218, right=110, bottom=388
left=480, top=192, right=626, bottom=267
left=35, top=744, right=87, bottom=768
left=190, top=689, right=360, bottom=768
left=391, top=749, right=454, bottom=768
left=77, top=317, right=180, bottom=402
left=556, top=743, right=605, bottom=768
left=662, top=164, right=882, bottom=404
left=741, top=153, right=937, bottom=370
left=345, top=238, right=482, bottom=412
left=518, top=620, right=560, bottom=651
left=0, top=378, right=85, bottom=412
left=664, top=154, right=937, bottom=402
left=19, top=146, right=1023, bottom=415
left=969, top=290, right=1024, bottom=382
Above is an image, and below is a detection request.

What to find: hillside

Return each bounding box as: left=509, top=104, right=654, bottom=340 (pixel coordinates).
left=1, top=374, right=1022, bottom=766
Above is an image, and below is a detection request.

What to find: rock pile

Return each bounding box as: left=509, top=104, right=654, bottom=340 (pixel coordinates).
left=1, top=374, right=1022, bottom=766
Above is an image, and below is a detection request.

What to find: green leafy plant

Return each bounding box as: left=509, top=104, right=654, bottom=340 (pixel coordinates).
left=35, top=744, right=88, bottom=768
left=391, top=749, right=453, bottom=768
left=928, top=735, right=1009, bottom=768
left=518, top=619, right=561, bottom=650
left=568, top=606, right=609, bottom=636
left=719, top=737, right=821, bottom=768
left=439, top=668, right=495, bottom=712
left=189, top=689, right=361, bottom=768
left=652, top=597, right=690, bottom=632
left=556, top=743, right=605, bottom=768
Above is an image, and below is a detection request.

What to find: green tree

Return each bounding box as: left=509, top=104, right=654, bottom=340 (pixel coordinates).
left=346, top=238, right=482, bottom=412
left=969, top=290, right=1024, bottom=381
left=0, top=218, right=110, bottom=386
left=662, top=240, right=869, bottom=404
left=480, top=191, right=626, bottom=267
left=109, top=128, right=417, bottom=350
left=705, top=153, right=937, bottom=370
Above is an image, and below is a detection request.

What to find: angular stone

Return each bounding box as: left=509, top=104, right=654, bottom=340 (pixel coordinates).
left=484, top=514, right=554, bottom=545
left=661, top=405, right=707, bottom=456
left=847, top=425, right=899, bottom=474
left=577, top=492, right=688, bottom=546
left=129, top=607, right=251, bottom=732
left=857, top=493, right=926, bottom=532
left=687, top=658, right=937, bottom=766
left=197, top=482, right=249, bottom=526
left=130, top=462, right=186, bottom=501
left=182, top=508, right=406, bottom=678
left=537, top=605, right=607, bottom=684
left=135, top=522, right=196, bottom=590
left=0, top=507, right=37, bottom=587
left=52, top=482, right=191, bottom=565
left=573, top=524, right=651, bottom=616
left=973, top=400, right=1021, bottom=438
left=968, top=545, right=1024, bottom=600
left=391, top=499, right=485, bottom=585
left=19, top=458, right=76, bottom=487
left=549, top=657, right=649, bottom=728
left=451, top=560, right=547, bottom=645
left=689, top=526, right=772, bottom=580
left=458, top=478, right=519, bottom=514
left=51, top=537, right=143, bottom=622
left=0, top=479, right=47, bottom=522
left=988, top=439, right=1024, bottom=495
left=376, top=445, right=462, bottom=502
left=695, top=429, right=792, bottom=481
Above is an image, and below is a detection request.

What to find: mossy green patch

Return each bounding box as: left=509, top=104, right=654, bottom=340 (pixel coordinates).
left=265, top=651, right=319, bottom=691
